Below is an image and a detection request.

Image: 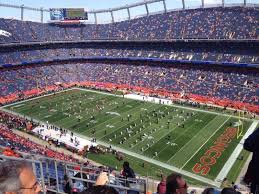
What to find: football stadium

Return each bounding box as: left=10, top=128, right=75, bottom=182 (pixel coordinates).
left=0, top=0, right=258, bottom=194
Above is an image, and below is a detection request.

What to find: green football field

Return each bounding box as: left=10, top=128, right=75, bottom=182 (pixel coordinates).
left=3, top=88, right=255, bottom=182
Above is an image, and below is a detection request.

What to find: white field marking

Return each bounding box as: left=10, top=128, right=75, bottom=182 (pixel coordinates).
left=124, top=93, right=255, bottom=121
left=2, top=87, right=256, bottom=122
left=2, top=107, right=221, bottom=187
left=1, top=88, right=257, bottom=187
left=180, top=116, right=231, bottom=169
left=167, top=115, right=224, bottom=163
left=56, top=93, right=121, bottom=126
left=128, top=107, right=183, bottom=150
left=1, top=88, right=75, bottom=108
left=12, top=104, right=25, bottom=108
left=75, top=88, right=121, bottom=97
left=38, top=90, right=120, bottom=127
left=132, top=109, right=196, bottom=151
left=42, top=90, right=132, bottom=127
left=77, top=88, right=255, bottom=121
left=97, top=103, right=156, bottom=139
left=76, top=132, right=222, bottom=187
left=215, top=120, right=259, bottom=182
left=151, top=113, right=208, bottom=159
left=57, top=95, right=125, bottom=128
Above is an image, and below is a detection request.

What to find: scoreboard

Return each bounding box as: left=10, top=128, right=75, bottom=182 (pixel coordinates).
left=64, top=8, right=86, bottom=20
left=50, top=8, right=88, bottom=21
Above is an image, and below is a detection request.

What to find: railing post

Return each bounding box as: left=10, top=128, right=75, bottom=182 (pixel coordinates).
left=222, top=0, right=225, bottom=7
left=94, top=12, right=97, bottom=24
left=145, top=3, right=149, bottom=16
left=54, top=161, right=60, bottom=193
left=182, top=0, right=186, bottom=9
left=163, top=0, right=167, bottom=13
left=201, top=0, right=205, bottom=8
left=110, top=10, right=114, bottom=23
left=39, top=161, right=46, bottom=194
left=127, top=7, right=131, bottom=20
left=80, top=164, right=83, bottom=179
left=21, top=4, right=24, bottom=21
left=65, top=164, right=68, bottom=174
left=40, top=7, right=44, bottom=23
left=46, top=161, right=50, bottom=187
left=146, top=177, right=149, bottom=194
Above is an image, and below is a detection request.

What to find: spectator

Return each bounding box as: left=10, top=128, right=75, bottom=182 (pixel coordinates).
left=0, top=160, right=42, bottom=194
left=0, top=61, right=257, bottom=111
left=64, top=174, right=73, bottom=194
left=0, top=7, right=258, bottom=42
left=202, top=188, right=220, bottom=194
left=157, top=175, right=167, bottom=194
left=80, top=185, right=119, bottom=194
left=243, top=128, right=259, bottom=194
left=95, top=172, right=109, bottom=186
left=166, top=173, right=188, bottom=194
left=0, top=122, right=78, bottom=162
left=121, top=161, right=135, bottom=179
left=221, top=188, right=241, bottom=194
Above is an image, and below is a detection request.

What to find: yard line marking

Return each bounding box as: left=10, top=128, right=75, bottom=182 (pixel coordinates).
left=97, top=103, right=156, bottom=139
left=119, top=107, right=170, bottom=150
left=124, top=93, right=254, bottom=121
left=1, top=88, right=75, bottom=108
left=151, top=113, right=207, bottom=159
left=78, top=88, right=255, bottom=122
left=0, top=106, right=228, bottom=187
left=135, top=111, right=188, bottom=153
left=167, top=115, right=223, bottom=163
left=2, top=87, right=255, bottom=122
left=63, top=96, right=126, bottom=129
left=40, top=95, right=110, bottom=126
left=76, top=132, right=222, bottom=187
left=180, top=116, right=231, bottom=169
left=1, top=88, right=257, bottom=186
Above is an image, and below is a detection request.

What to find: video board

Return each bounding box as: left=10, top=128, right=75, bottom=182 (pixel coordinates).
left=50, top=8, right=88, bottom=20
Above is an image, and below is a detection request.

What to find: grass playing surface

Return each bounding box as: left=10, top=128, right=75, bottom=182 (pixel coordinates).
left=4, top=88, right=253, bottom=181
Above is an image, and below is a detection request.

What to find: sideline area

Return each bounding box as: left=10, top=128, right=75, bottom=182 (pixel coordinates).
left=1, top=87, right=258, bottom=187
left=216, top=120, right=258, bottom=181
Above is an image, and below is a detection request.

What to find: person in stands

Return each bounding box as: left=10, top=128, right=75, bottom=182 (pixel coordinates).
left=95, top=172, right=109, bottom=186
left=221, top=187, right=241, bottom=194
left=166, top=173, right=188, bottom=194
left=0, top=160, right=42, bottom=194
left=202, top=188, right=220, bottom=194
left=63, top=174, right=73, bottom=194
left=121, top=161, right=135, bottom=179
left=80, top=185, right=119, bottom=194
left=157, top=175, right=166, bottom=194
left=243, top=127, right=259, bottom=194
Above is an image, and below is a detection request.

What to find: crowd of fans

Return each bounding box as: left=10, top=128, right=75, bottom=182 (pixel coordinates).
left=0, top=111, right=78, bottom=162
left=0, top=7, right=258, bottom=43
left=0, top=62, right=258, bottom=107
left=0, top=47, right=258, bottom=66
left=0, top=157, right=251, bottom=194
left=0, top=5, right=258, bottom=194
left=0, top=110, right=30, bottom=129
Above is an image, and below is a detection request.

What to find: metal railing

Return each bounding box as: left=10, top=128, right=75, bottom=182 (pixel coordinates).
left=0, top=155, right=147, bottom=194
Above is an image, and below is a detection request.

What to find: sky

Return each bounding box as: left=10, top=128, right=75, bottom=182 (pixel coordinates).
left=0, top=0, right=257, bottom=23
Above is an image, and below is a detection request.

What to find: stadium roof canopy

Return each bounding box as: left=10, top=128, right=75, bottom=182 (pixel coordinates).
left=0, top=0, right=258, bottom=23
